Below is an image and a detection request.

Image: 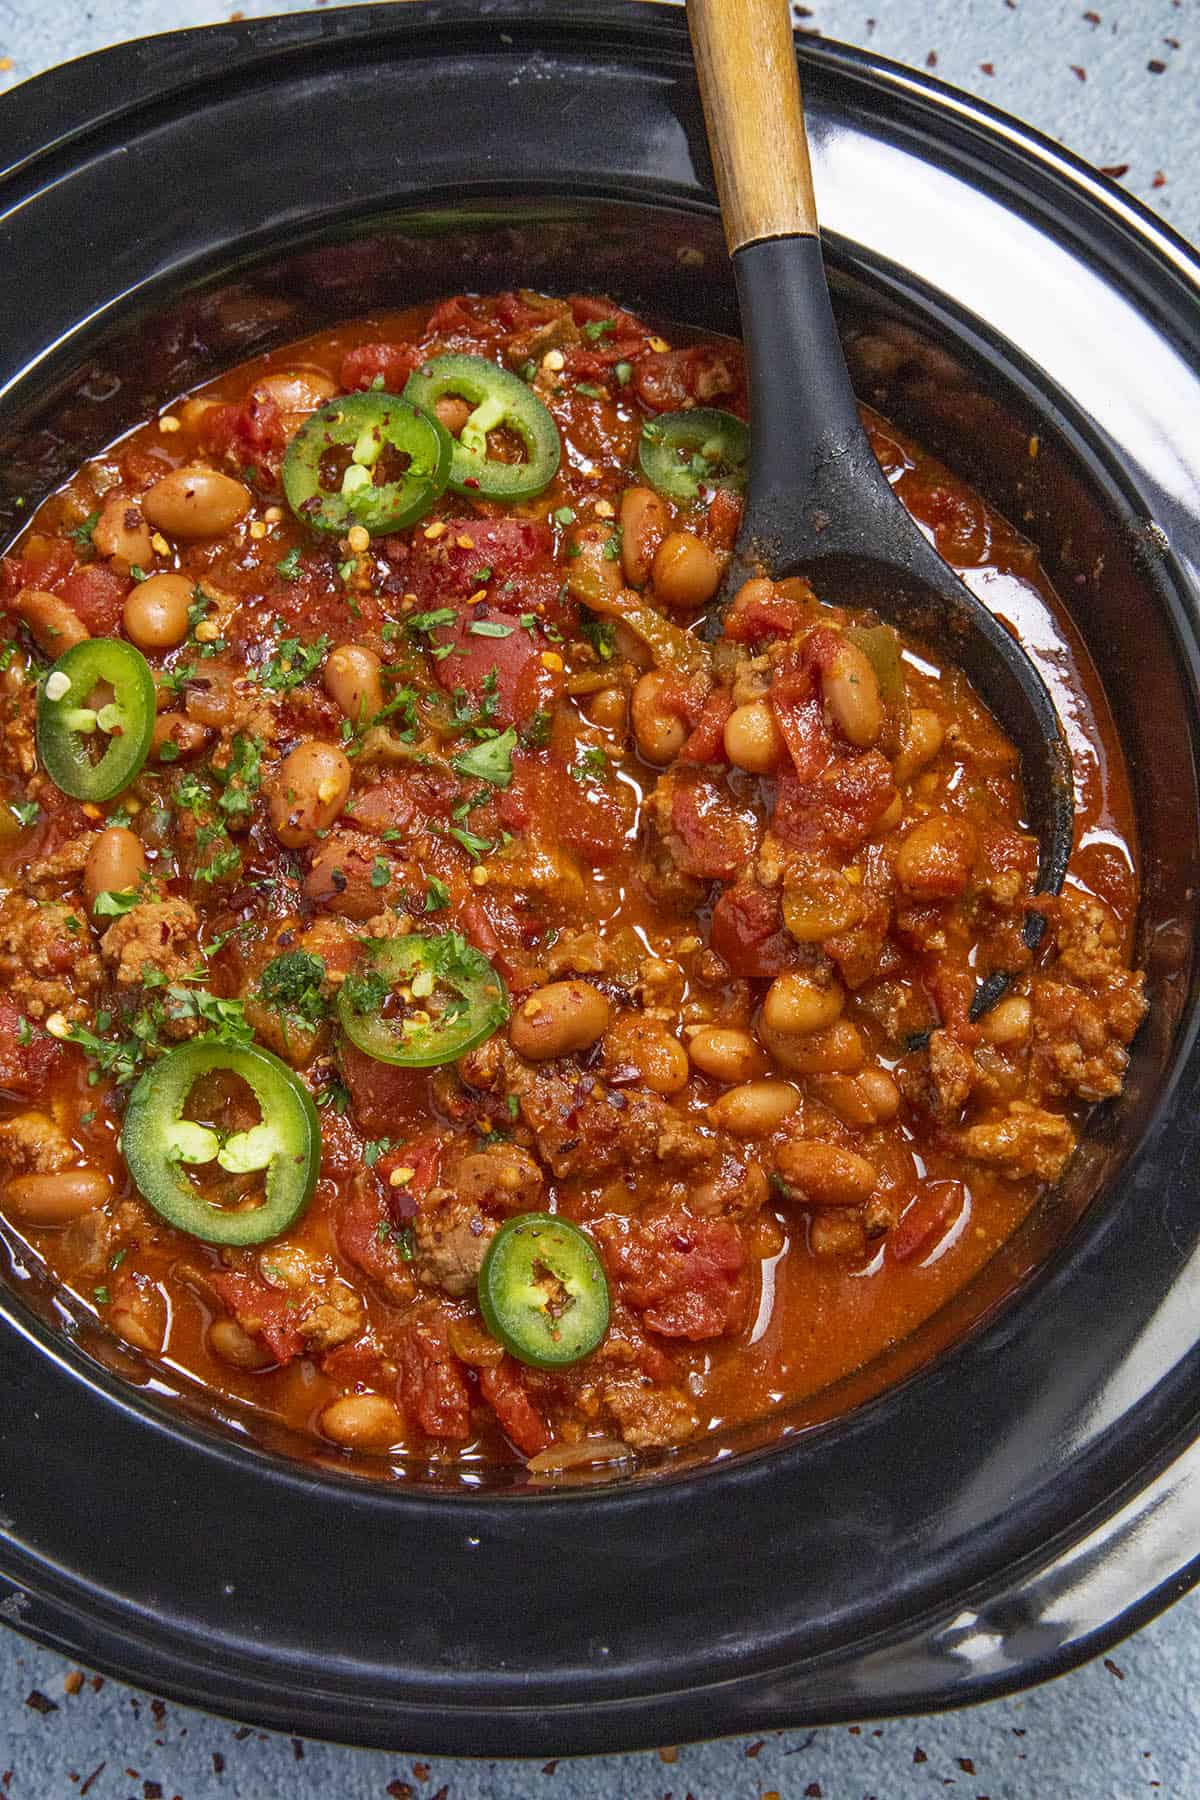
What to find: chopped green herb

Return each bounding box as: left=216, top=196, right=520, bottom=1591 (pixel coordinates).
left=580, top=615, right=617, bottom=661
left=582, top=319, right=616, bottom=343
left=614, top=361, right=633, bottom=387
left=424, top=876, right=451, bottom=912
left=602, top=528, right=624, bottom=561
left=92, top=888, right=140, bottom=918
left=10, top=800, right=39, bottom=829
left=316, top=1076, right=350, bottom=1114
left=520, top=709, right=552, bottom=750
left=575, top=383, right=604, bottom=400
left=448, top=825, right=494, bottom=861
left=214, top=733, right=262, bottom=822
left=276, top=546, right=303, bottom=582
left=452, top=725, right=517, bottom=788
left=407, top=607, right=458, bottom=641
left=258, top=633, right=330, bottom=694
left=93, top=1286, right=111, bottom=1307
left=129, top=565, right=149, bottom=583
left=370, top=856, right=391, bottom=889
left=157, top=741, right=181, bottom=763
left=259, top=951, right=328, bottom=1031
left=552, top=506, right=576, bottom=527
left=70, top=509, right=101, bottom=549
left=364, top=1138, right=392, bottom=1168
left=570, top=746, right=610, bottom=785
left=341, top=964, right=390, bottom=1017
left=16, top=1017, right=32, bottom=1047
left=468, top=620, right=514, bottom=639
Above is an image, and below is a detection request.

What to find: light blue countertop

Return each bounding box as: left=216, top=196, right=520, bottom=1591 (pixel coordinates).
left=1, top=3, right=1198, bottom=1794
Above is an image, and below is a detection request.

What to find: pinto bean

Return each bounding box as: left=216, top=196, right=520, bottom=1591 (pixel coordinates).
left=981, top=994, right=1032, bottom=1046
left=761, top=1017, right=865, bottom=1076
left=152, top=712, right=211, bottom=761
left=651, top=531, right=722, bottom=609
left=619, top=485, right=669, bottom=588
left=5, top=1167, right=111, bottom=1224
left=208, top=1317, right=274, bottom=1370
left=723, top=700, right=786, bottom=773
left=605, top=1012, right=690, bottom=1095
left=123, top=572, right=192, bottom=650
left=774, top=1140, right=877, bottom=1207
left=586, top=686, right=628, bottom=733
left=320, top=1393, right=404, bottom=1451
left=13, top=587, right=88, bottom=654
left=253, top=368, right=337, bottom=427
left=433, top=394, right=472, bottom=435
left=893, top=707, right=945, bottom=784
left=631, top=671, right=687, bottom=765
left=84, top=826, right=147, bottom=911
left=821, top=638, right=882, bottom=747
left=762, top=970, right=845, bottom=1037
left=510, top=980, right=611, bottom=1061
left=707, top=1079, right=800, bottom=1136
left=268, top=742, right=352, bottom=848
left=687, top=1026, right=768, bottom=1084
left=780, top=870, right=866, bottom=943
left=812, top=1067, right=901, bottom=1128
left=323, top=644, right=383, bottom=724
left=92, top=493, right=154, bottom=567
left=142, top=467, right=251, bottom=540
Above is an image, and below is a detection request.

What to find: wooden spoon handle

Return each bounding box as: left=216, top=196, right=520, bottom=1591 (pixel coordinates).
left=687, top=0, right=818, bottom=252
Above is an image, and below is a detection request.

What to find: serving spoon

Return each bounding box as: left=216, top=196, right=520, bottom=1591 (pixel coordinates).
left=687, top=0, right=1074, bottom=1011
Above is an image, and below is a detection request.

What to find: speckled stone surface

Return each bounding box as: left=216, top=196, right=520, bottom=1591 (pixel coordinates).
left=1, top=2, right=1198, bottom=1793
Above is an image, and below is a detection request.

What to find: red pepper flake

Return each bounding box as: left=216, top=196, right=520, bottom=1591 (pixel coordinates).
left=1100, top=163, right=1130, bottom=178
left=959, top=1760, right=976, bottom=1775
left=211, top=1753, right=225, bottom=1775
left=143, top=1783, right=163, bottom=1799
left=412, top=1766, right=431, bottom=1783
left=1105, top=1656, right=1127, bottom=1679
left=79, top=1769, right=106, bottom=1797
left=1164, top=36, right=1180, bottom=48
left=386, top=1785, right=415, bottom=1800
left=745, top=1740, right=766, bottom=1757
left=1152, top=170, right=1168, bottom=188
left=232, top=1727, right=252, bottom=1741
left=979, top=62, right=996, bottom=76
left=542, top=1761, right=559, bottom=1775
left=926, top=49, right=938, bottom=66
left=914, top=1748, right=929, bottom=1764
left=658, top=1746, right=679, bottom=1763
left=1147, top=58, right=1167, bottom=73
left=292, top=1740, right=305, bottom=1761
left=805, top=1785, right=823, bottom=1798
left=25, top=1689, right=58, bottom=1714
left=150, top=1700, right=166, bottom=1724
left=1083, top=7, right=1100, bottom=19
left=1070, top=64, right=1087, bottom=80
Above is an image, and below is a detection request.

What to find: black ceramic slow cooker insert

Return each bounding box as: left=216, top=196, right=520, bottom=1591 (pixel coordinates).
left=1, top=1, right=1199, bottom=1755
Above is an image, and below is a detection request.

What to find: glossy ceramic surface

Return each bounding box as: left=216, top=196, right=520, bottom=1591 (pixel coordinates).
left=0, top=1, right=1198, bottom=1754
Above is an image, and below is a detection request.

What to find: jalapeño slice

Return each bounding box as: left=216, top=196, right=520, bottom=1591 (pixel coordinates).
left=638, top=406, right=749, bottom=503
left=36, top=637, right=156, bottom=803
left=479, top=1213, right=610, bottom=1370
left=337, top=930, right=508, bottom=1068
left=282, top=391, right=452, bottom=536
left=403, top=353, right=560, bottom=501
left=122, top=1040, right=320, bottom=1247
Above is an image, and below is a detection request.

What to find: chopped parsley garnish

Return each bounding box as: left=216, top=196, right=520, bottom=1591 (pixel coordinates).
left=93, top=1286, right=111, bottom=1307
left=257, top=633, right=331, bottom=693
left=160, top=987, right=254, bottom=1046
left=259, top=951, right=328, bottom=1030
left=570, top=746, right=610, bottom=784
left=70, top=509, right=101, bottom=549
left=448, top=825, right=494, bottom=861
left=129, top=565, right=149, bottom=583
left=370, top=856, right=391, bottom=889
left=275, top=546, right=303, bottom=582
left=424, top=876, right=450, bottom=912
left=10, top=800, right=39, bottom=829
left=407, top=607, right=458, bottom=639
left=552, top=506, right=576, bottom=527
left=473, top=567, right=492, bottom=583
left=602, top=529, right=623, bottom=561
left=341, top=964, right=390, bottom=1017
left=582, top=318, right=616, bottom=343
left=316, top=1076, right=350, bottom=1114
left=92, top=888, right=140, bottom=918
left=364, top=1138, right=392, bottom=1167
left=520, top=709, right=552, bottom=750
left=452, top=725, right=516, bottom=788
left=575, top=383, right=604, bottom=400
left=213, top=733, right=262, bottom=822
left=580, top=615, right=617, bottom=660
left=468, top=620, right=514, bottom=639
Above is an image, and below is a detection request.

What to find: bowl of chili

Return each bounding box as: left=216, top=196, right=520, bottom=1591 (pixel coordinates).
left=0, top=0, right=1198, bottom=1756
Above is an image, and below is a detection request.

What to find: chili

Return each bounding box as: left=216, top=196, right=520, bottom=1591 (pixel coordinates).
left=282, top=391, right=451, bottom=536
left=478, top=1213, right=610, bottom=1369
left=403, top=352, right=560, bottom=500
left=337, top=931, right=509, bottom=1068
left=36, top=637, right=156, bottom=802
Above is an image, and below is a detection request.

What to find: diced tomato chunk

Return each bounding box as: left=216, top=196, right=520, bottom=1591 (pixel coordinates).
left=384, top=516, right=553, bottom=605
left=773, top=752, right=896, bottom=858
left=319, top=1338, right=384, bottom=1387
left=667, top=772, right=757, bottom=881
left=890, top=1180, right=967, bottom=1263
left=58, top=564, right=129, bottom=636
left=603, top=1213, right=748, bottom=1341
left=431, top=606, right=548, bottom=724
left=724, top=582, right=809, bottom=645
left=339, top=341, right=421, bottom=393
left=480, top=1358, right=551, bottom=1456
left=396, top=1314, right=472, bottom=1440
left=633, top=344, right=746, bottom=415
left=1, top=539, right=73, bottom=599
left=199, top=391, right=287, bottom=468
left=681, top=690, right=733, bottom=764
left=710, top=884, right=798, bottom=978
left=339, top=1039, right=428, bottom=1137
left=208, top=1270, right=306, bottom=1365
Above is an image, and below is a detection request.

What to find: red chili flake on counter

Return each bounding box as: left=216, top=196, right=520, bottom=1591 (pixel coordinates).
left=79, top=1768, right=106, bottom=1796
left=1147, top=58, right=1167, bottom=72
left=24, top=1689, right=58, bottom=1714
left=1152, top=170, right=1168, bottom=188
left=385, top=1785, right=415, bottom=1800
left=979, top=61, right=996, bottom=76
left=211, top=1754, right=225, bottom=1775
left=542, top=1761, right=559, bottom=1775
left=1100, top=163, right=1130, bottom=177
left=1071, top=64, right=1087, bottom=80
left=959, top=1760, right=976, bottom=1775
left=1105, top=1656, right=1127, bottom=1679
left=1083, top=8, right=1101, bottom=21
left=926, top=49, right=938, bottom=66
left=745, top=1740, right=765, bottom=1756
left=805, top=1786, right=823, bottom=1798
left=914, top=1748, right=929, bottom=1763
